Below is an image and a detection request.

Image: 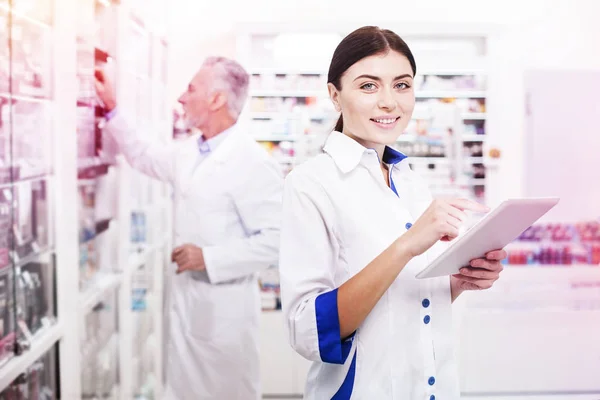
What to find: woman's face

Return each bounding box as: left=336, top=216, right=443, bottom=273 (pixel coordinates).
left=328, top=50, right=415, bottom=150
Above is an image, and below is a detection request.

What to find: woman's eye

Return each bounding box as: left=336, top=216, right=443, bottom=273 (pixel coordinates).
left=360, top=83, right=376, bottom=90
left=396, top=82, right=410, bottom=90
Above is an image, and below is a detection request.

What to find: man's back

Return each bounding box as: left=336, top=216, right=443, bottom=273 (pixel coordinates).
left=97, top=56, right=283, bottom=400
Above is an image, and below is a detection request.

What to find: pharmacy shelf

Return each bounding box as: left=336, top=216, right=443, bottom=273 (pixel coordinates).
left=126, top=240, right=169, bottom=280
left=253, top=134, right=300, bottom=142
left=249, top=112, right=291, bottom=119
left=0, top=2, right=51, bottom=27
left=465, top=178, right=486, bottom=185
left=249, top=68, right=489, bottom=77
left=397, top=134, right=448, bottom=142
left=0, top=93, right=52, bottom=103
left=412, top=112, right=486, bottom=121
left=11, top=247, right=52, bottom=270
left=462, top=112, right=486, bottom=120
left=248, top=111, right=336, bottom=120
left=0, top=323, right=63, bottom=392
left=80, top=273, right=123, bottom=315
left=250, top=90, right=327, bottom=98
left=79, top=218, right=113, bottom=246
left=416, top=91, right=486, bottom=99
left=418, top=171, right=453, bottom=178
left=249, top=90, right=486, bottom=99
left=430, top=182, right=460, bottom=188
left=239, top=30, right=492, bottom=211
left=464, top=157, right=485, bottom=163
left=127, top=245, right=153, bottom=276
left=462, top=134, right=487, bottom=141
left=420, top=68, right=486, bottom=76
left=501, top=264, right=600, bottom=273
left=397, top=134, right=418, bottom=142
left=0, top=174, right=51, bottom=189
left=249, top=68, right=326, bottom=75
left=407, top=157, right=451, bottom=165
left=8, top=0, right=173, bottom=398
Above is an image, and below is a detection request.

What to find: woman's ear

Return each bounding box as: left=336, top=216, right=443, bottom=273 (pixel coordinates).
left=327, top=82, right=341, bottom=112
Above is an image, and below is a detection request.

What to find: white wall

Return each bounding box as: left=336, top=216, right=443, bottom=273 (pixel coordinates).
left=485, top=0, right=600, bottom=208
left=165, top=0, right=538, bottom=103
left=166, top=0, right=600, bottom=207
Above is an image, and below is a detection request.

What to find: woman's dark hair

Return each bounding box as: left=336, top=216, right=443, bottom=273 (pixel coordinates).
left=328, top=26, right=417, bottom=132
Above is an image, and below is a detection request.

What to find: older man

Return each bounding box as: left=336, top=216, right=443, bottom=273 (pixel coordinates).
left=95, top=57, right=283, bottom=400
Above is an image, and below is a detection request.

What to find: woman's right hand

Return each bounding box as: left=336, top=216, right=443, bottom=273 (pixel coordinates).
left=399, top=198, right=490, bottom=258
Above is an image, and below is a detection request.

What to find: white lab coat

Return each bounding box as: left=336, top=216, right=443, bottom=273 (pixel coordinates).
left=279, top=131, right=460, bottom=399
left=105, top=114, right=283, bottom=400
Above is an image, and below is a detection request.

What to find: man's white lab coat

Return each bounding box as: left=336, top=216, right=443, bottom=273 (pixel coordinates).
left=105, top=114, right=283, bottom=400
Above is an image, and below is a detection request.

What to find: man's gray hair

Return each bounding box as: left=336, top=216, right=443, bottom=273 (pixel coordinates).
left=202, top=57, right=250, bottom=119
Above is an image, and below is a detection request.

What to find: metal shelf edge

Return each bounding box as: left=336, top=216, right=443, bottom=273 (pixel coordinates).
left=0, top=323, right=64, bottom=391
left=79, top=273, right=124, bottom=315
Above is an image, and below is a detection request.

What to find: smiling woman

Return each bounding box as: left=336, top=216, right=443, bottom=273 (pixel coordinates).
left=327, top=26, right=417, bottom=156
left=278, top=25, right=507, bottom=400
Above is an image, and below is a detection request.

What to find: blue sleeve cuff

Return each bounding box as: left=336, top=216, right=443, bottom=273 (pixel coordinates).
left=315, top=288, right=355, bottom=365
left=105, top=107, right=118, bottom=121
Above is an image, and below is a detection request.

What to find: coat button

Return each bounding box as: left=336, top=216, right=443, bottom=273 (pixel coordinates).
left=422, top=298, right=430, bottom=308
left=428, top=376, right=436, bottom=386
left=405, top=222, right=413, bottom=230
left=430, top=395, right=436, bottom=400
left=424, top=315, right=431, bottom=324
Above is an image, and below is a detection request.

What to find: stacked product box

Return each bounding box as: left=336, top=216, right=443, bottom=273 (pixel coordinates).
left=504, top=220, right=600, bottom=266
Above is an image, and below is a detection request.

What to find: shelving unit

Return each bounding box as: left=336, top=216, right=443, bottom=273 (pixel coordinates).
left=0, top=0, right=171, bottom=398
left=79, top=272, right=122, bottom=315
left=237, top=30, right=491, bottom=205
left=0, top=323, right=63, bottom=393
left=111, top=1, right=171, bottom=399
left=0, top=0, right=60, bottom=395
left=462, top=112, right=487, bottom=120
left=416, top=90, right=487, bottom=99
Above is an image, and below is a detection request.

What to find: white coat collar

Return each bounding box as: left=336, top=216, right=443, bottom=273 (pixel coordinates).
left=179, top=123, right=245, bottom=195
left=195, top=122, right=244, bottom=165
left=197, top=123, right=236, bottom=154
left=322, top=131, right=407, bottom=174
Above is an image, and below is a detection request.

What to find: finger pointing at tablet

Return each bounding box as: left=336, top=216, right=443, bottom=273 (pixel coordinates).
left=447, top=198, right=490, bottom=213
left=400, top=198, right=489, bottom=258
left=415, top=197, right=558, bottom=282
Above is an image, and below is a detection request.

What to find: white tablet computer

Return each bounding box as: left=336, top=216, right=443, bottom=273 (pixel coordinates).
left=415, top=197, right=560, bottom=279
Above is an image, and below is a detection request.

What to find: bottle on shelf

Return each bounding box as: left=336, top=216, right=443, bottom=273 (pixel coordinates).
left=504, top=220, right=600, bottom=266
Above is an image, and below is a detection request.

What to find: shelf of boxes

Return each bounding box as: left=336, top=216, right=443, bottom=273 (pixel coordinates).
left=249, top=90, right=327, bottom=98
left=79, top=272, right=123, bottom=315
left=467, top=220, right=600, bottom=313
left=462, top=112, right=486, bottom=120
left=253, top=134, right=301, bottom=142
left=115, top=2, right=171, bottom=399
left=502, top=220, right=600, bottom=267
left=0, top=0, right=170, bottom=398
left=80, top=289, right=120, bottom=399
left=0, top=323, right=63, bottom=394
left=462, top=133, right=487, bottom=141
left=0, top=0, right=63, bottom=395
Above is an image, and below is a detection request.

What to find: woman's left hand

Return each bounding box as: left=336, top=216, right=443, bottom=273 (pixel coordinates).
left=451, top=249, right=507, bottom=299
